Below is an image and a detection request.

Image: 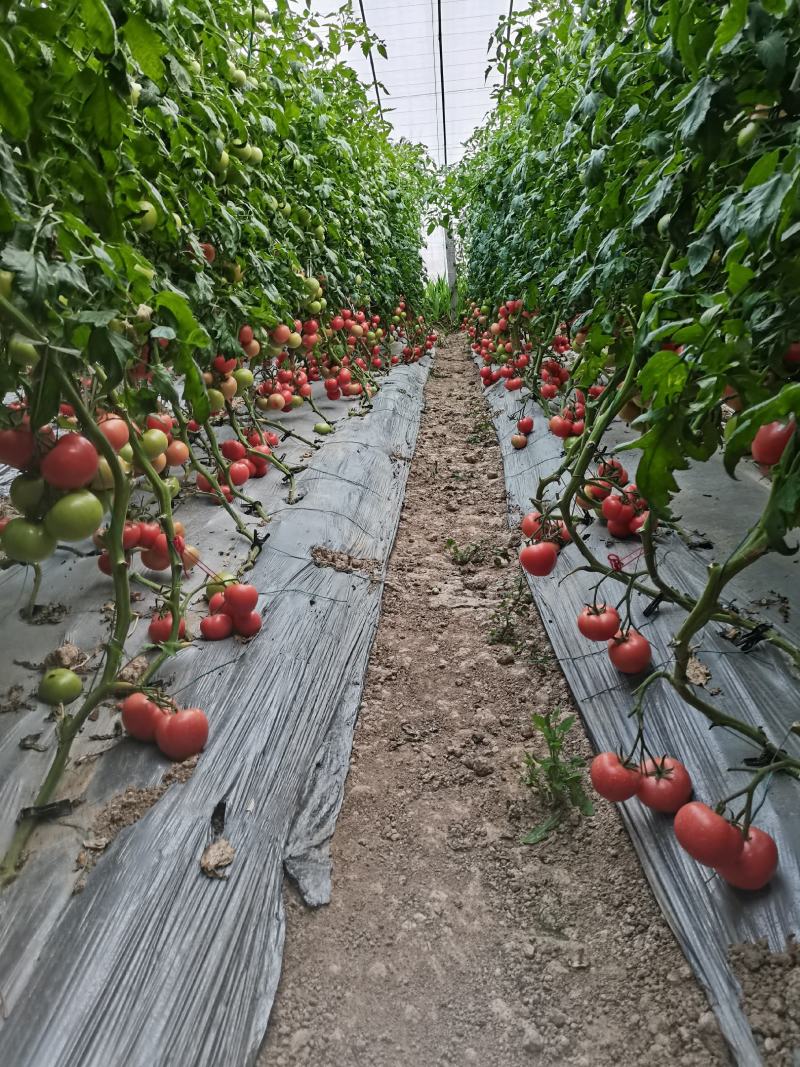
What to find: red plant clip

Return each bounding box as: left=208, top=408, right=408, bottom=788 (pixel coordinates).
left=607, top=547, right=644, bottom=572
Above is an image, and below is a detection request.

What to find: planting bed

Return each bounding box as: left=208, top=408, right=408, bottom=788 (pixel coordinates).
left=0, top=354, right=430, bottom=1067
left=482, top=355, right=800, bottom=1065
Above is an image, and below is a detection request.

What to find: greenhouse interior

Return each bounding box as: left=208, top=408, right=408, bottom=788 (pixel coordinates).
left=0, top=1, right=798, bottom=1065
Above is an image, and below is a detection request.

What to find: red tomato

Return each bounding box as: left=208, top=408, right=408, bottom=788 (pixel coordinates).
left=153, top=532, right=185, bottom=557
left=590, top=752, right=641, bottom=801
left=674, top=802, right=744, bottom=867
left=98, top=417, right=129, bottom=451
left=200, top=613, right=234, bottom=641
left=519, top=541, right=559, bottom=576
left=606, top=519, right=634, bottom=538
left=715, top=826, right=778, bottom=890
left=751, top=419, right=795, bottom=466
left=520, top=511, right=542, bottom=538
left=228, top=461, right=250, bottom=485
left=208, top=591, right=227, bottom=613
left=148, top=612, right=186, bottom=644
left=140, top=549, right=171, bottom=570
left=233, top=610, right=262, bottom=637
left=0, top=424, right=35, bottom=469
left=577, top=604, right=620, bottom=641
left=98, top=550, right=113, bottom=575
left=121, top=692, right=166, bottom=741
left=598, top=459, right=628, bottom=484
left=607, top=628, right=651, bottom=673
left=221, top=439, right=247, bottom=461
left=41, top=434, right=99, bottom=489
left=239, top=324, right=254, bottom=346
left=637, top=757, right=693, bottom=813
left=137, top=521, right=161, bottom=548
left=224, top=583, right=258, bottom=614
left=549, top=415, right=572, bottom=438
left=155, top=708, right=208, bottom=761
left=122, top=521, right=141, bottom=550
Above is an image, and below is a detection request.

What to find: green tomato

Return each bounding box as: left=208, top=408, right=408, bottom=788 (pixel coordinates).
left=0, top=270, right=13, bottom=299
left=306, top=299, right=322, bottom=315
left=163, top=475, right=181, bottom=499
left=286, top=332, right=302, bottom=350
left=290, top=395, right=303, bottom=409
left=9, top=334, right=39, bottom=367
left=314, top=422, right=333, bottom=435
left=10, top=475, right=45, bottom=515
left=319, top=297, right=327, bottom=310
left=141, top=428, right=169, bottom=458
left=2, top=518, right=57, bottom=562
left=231, top=68, right=247, bottom=86
left=206, top=571, right=236, bottom=598
left=656, top=213, right=671, bottom=236
left=737, top=122, right=759, bottom=151
left=44, top=489, right=104, bottom=542
left=39, top=668, right=83, bottom=706
left=314, top=225, right=325, bottom=240
left=249, top=146, right=263, bottom=165
left=207, top=388, right=225, bottom=412
left=303, top=275, right=320, bottom=296
left=281, top=202, right=292, bottom=218
left=118, top=443, right=134, bottom=463
left=94, top=489, right=114, bottom=513
left=136, top=200, right=157, bottom=233
left=233, top=367, right=254, bottom=389
left=188, top=58, right=201, bottom=75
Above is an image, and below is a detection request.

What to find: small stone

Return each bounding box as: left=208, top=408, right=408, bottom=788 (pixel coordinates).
left=289, top=1028, right=312, bottom=1054
left=522, top=1025, right=544, bottom=1053
left=497, top=652, right=515, bottom=666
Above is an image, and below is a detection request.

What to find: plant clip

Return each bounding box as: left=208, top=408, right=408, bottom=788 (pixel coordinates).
left=607, top=547, right=644, bottom=572
left=252, top=530, right=270, bottom=548
left=642, top=592, right=664, bottom=618
left=733, top=622, right=770, bottom=652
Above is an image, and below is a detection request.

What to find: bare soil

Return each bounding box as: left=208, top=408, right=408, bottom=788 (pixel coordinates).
left=259, top=336, right=729, bottom=1066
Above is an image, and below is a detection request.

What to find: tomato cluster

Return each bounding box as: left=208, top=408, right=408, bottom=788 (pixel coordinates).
left=201, top=582, right=262, bottom=640
left=120, top=693, right=208, bottom=762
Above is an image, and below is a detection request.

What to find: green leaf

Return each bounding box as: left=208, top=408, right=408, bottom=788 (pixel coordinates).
left=174, top=348, right=209, bottom=423
left=522, top=811, right=563, bottom=845
left=81, top=0, right=117, bottom=54
left=29, top=354, right=62, bottom=428
left=687, top=233, right=714, bottom=275
left=155, top=291, right=211, bottom=348
left=0, top=247, right=51, bottom=305
left=678, top=77, right=718, bottom=142
left=737, top=173, right=793, bottom=242
left=624, top=415, right=690, bottom=508
left=727, top=260, right=754, bottom=295
left=88, top=327, right=135, bottom=390
left=639, top=350, right=689, bottom=405
left=0, top=137, right=30, bottom=221
left=0, top=48, right=32, bottom=141
left=632, top=176, right=674, bottom=227
left=713, top=0, right=747, bottom=52
left=742, top=149, right=780, bottom=192
left=123, top=14, right=166, bottom=84
left=85, top=75, right=126, bottom=146
left=676, top=12, right=698, bottom=74
left=756, top=32, right=787, bottom=82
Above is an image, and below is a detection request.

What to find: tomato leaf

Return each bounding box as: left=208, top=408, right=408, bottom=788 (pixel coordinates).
left=123, top=14, right=166, bottom=85
left=0, top=40, right=32, bottom=141
left=155, top=291, right=211, bottom=349
left=713, top=0, right=748, bottom=52
left=80, top=0, right=117, bottom=54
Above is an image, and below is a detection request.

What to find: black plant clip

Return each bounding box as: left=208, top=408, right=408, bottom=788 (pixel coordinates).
left=733, top=622, right=770, bottom=652
left=642, top=592, right=665, bottom=618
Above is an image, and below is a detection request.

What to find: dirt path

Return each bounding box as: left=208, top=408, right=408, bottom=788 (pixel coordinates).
left=259, top=336, right=728, bottom=1067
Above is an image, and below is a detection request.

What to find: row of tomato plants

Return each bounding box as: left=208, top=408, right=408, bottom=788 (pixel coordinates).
left=0, top=0, right=433, bottom=884
left=447, top=0, right=800, bottom=893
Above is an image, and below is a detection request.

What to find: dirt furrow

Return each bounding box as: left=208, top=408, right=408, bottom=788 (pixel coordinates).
left=259, top=335, right=727, bottom=1067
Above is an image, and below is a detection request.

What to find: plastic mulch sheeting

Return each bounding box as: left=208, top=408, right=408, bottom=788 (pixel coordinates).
left=0, top=354, right=430, bottom=1067
left=482, top=370, right=800, bottom=1067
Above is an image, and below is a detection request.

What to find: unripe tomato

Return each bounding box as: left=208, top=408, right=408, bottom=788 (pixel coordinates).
left=2, top=518, right=57, bottom=562
left=39, top=667, right=83, bottom=705
left=44, top=489, right=104, bottom=542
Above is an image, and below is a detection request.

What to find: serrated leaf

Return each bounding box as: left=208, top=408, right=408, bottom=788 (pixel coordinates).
left=756, top=32, right=786, bottom=81
left=678, top=77, right=718, bottom=142
left=0, top=247, right=51, bottom=305
left=86, top=75, right=126, bottom=146
left=88, top=326, right=135, bottom=390
left=632, top=175, right=674, bottom=227
left=124, top=14, right=166, bottom=84
left=639, top=349, right=689, bottom=405
left=737, top=173, right=793, bottom=242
